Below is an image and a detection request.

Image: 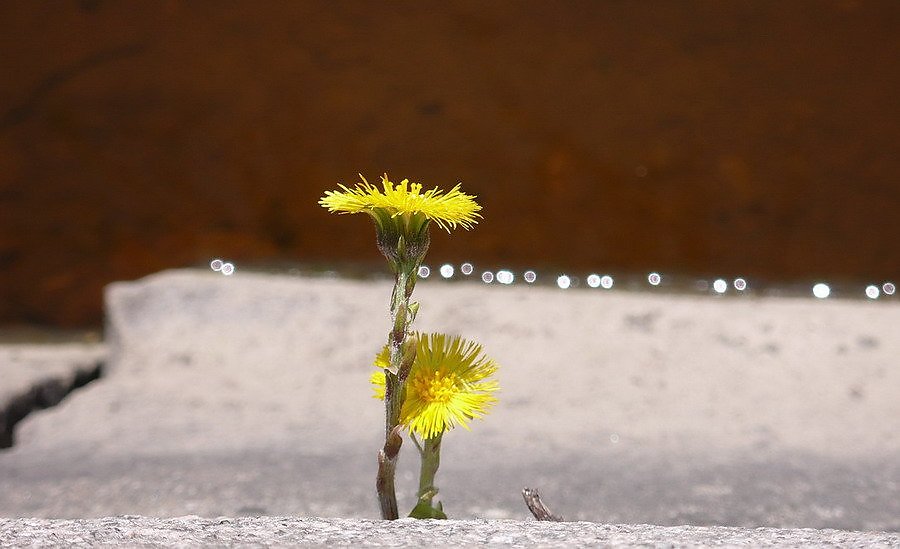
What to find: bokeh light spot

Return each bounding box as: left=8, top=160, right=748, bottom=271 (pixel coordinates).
left=812, top=283, right=830, bottom=299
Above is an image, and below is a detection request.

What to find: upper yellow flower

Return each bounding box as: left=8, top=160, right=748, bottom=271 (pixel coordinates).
left=371, top=333, right=499, bottom=440
left=320, top=174, right=482, bottom=232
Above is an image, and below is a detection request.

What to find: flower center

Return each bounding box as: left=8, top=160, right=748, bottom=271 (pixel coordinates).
left=412, top=370, right=457, bottom=404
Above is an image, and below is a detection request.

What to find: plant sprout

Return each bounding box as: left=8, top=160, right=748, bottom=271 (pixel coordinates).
left=320, top=174, right=497, bottom=520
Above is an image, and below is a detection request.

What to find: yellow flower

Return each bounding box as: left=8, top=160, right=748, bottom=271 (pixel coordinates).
left=320, top=174, right=482, bottom=232
left=371, top=333, right=499, bottom=440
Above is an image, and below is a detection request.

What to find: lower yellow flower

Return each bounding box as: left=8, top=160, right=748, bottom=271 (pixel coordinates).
left=371, top=333, right=499, bottom=440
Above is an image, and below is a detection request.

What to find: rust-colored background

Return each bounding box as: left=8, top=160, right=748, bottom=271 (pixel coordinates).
left=2, top=1, right=899, bottom=327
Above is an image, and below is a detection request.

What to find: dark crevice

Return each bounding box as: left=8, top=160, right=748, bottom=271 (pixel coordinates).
left=0, top=361, right=104, bottom=449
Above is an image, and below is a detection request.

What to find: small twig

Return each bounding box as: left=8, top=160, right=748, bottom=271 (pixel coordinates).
left=522, top=487, right=563, bottom=521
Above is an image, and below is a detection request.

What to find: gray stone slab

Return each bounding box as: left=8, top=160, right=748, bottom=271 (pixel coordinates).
left=1, top=517, right=897, bottom=547
left=1, top=270, right=898, bottom=531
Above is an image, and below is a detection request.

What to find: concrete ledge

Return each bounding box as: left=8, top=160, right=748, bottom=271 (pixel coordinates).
left=1, top=270, right=898, bottom=529
left=1, top=517, right=898, bottom=547
left=101, top=269, right=900, bottom=458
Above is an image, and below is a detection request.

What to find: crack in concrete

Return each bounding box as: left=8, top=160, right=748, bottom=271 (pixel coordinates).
left=0, top=361, right=104, bottom=449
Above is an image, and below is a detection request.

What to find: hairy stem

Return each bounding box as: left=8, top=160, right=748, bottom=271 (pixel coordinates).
left=376, top=424, right=402, bottom=520
left=377, top=267, right=417, bottom=519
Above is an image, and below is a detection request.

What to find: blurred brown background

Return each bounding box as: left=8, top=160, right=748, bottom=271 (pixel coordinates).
left=1, top=0, right=899, bottom=327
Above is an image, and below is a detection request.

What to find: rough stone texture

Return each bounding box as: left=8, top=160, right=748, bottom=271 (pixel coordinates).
left=1, top=517, right=898, bottom=548
left=0, top=344, right=105, bottom=447
left=1, top=2, right=899, bottom=326
left=1, top=270, right=898, bottom=532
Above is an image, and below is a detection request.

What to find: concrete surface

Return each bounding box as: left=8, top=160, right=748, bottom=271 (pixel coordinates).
left=2, top=517, right=898, bottom=548
left=1, top=270, right=898, bottom=532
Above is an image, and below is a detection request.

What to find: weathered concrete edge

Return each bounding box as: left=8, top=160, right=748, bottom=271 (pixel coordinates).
left=0, top=517, right=897, bottom=547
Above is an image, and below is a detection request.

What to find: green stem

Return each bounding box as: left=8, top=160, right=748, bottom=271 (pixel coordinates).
left=377, top=267, right=417, bottom=520
left=416, top=432, right=443, bottom=508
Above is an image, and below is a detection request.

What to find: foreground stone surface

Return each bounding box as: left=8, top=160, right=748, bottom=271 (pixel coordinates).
left=1, top=270, right=898, bottom=530
left=1, top=517, right=897, bottom=548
